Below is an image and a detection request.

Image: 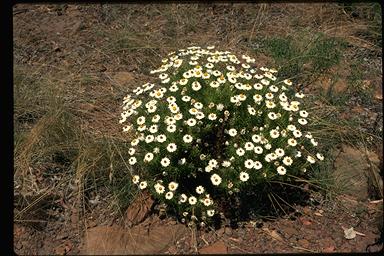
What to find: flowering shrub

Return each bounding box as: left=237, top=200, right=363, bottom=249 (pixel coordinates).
left=119, top=46, right=324, bottom=226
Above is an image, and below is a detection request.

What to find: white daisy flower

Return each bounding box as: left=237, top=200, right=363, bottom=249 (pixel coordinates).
left=167, top=143, right=177, bottom=152
left=277, top=166, right=287, bottom=175
left=248, top=106, right=256, bottom=115
left=161, top=157, right=170, bottom=167
left=196, top=112, right=205, bottom=120
left=239, top=172, right=250, bottom=182
left=293, top=130, right=302, bottom=138
left=193, top=102, right=204, bottom=109
left=236, top=148, right=245, bottom=156
left=147, top=105, right=157, bottom=113
left=298, top=118, right=308, bottom=125
left=137, top=124, right=146, bottom=132
left=210, top=174, right=222, bottom=186
left=228, top=76, right=237, bottom=84
left=145, top=135, right=155, bottom=143
left=268, top=112, right=278, bottom=120
left=179, top=194, right=187, bottom=203
left=156, top=134, right=167, bottom=143
left=316, top=153, right=324, bottom=161
left=279, top=93, right=287, bottom=102
left=139, top=181, right=147, bottom=190
left=183, top=134, right=193, bottom=143
left=222, top=161, right=231, bottom=167
left=305, top=132, right=313, bottom=139
left=270, top=129, right=280, bottom=139
left=179, top=78, right=188, bottom=85
left=261, top=79, right=270, bottom=85
left=196, top=186, right=205, bottom=194
left=149, top=125, right=158, bottom=134
left=168, top=181, right=179, bottom=191
left=228, top=128, right=237, bottom=137
left=210, top=81, right=220, bottom=88
left=252, top=134, right=261, bottom=143
left=152, top=114, right=160, bottom=123
left=287, top=124, right=296, bottom=131
left=209, top=159, right=218, bottom=168
left=179, top=158, right=186, bottom=165
left=189, top=196, right=197, bottom=205
left=283, top=79, right=292, bottom=86
left=128, top=148, right=136, bottom=156
left=265, top=92, right=274, bottom=99
left=265, top=100, right=276, bottom=109
left=254, top=146, right=263, bottom=154
left=283, top=156, right=293, bottom=166
left=254, top=161, right=262, bottom=170
left=167, top=124, right=177, bottom=133
left=165, top=191, right=174, bottom=200
left=295, top=92, right=305, bottom=98
left=208, top=113, right=217, bottom=120
left=311, top=139, right=318, bottom=146
left=244, top=159, right=254, bottom=169
left=212, top=70, right=221, bottom=76
left=187, top=118, right=197, bottom=126
left=203, top=198, right=213, bottom=206
left=154, top=183, right=165, bottom=194
left=275, top=148, right=285, bottom=157
left=269, top=85, right=278, bottom=92
left=216, top=103, right=224, bottom=111
left=205, top=165, right=213, bottom=173
left=144, top=152, right=154, bottom=162
left=132, top=175, right=140, bottom=184
left=288, top=138, right=297, bottom=146
left=244, top=142, right=254, bottom=151
left=192, top=81, right=202, bottom=91
left=182, top=95, right=191, bottom=102
left=169, top=84, right=179, bottom=92
left=299, top=110, right=308, bottom=118
left=307, top=155, right=316, bottom=164
left=137, top=116, right=146, bottom=125
left=168, top=103, right=179, bottom=114
left=207, top=209, right=215, bottom=217
left=129, top=157, right=137, bottom=165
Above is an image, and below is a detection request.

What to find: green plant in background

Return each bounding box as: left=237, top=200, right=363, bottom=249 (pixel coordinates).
left=119, top=46, right=325, bottom=226
left=258, top=33, right=347, bottom=84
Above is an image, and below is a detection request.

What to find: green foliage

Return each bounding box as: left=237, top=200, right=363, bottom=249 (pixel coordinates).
left=256, top=33, right=347, bottom=81
left=120, top=46, right=325, bottom=225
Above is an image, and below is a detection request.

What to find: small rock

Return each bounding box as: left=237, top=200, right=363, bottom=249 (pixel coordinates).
left=56, top=233, right=69, bottom=240
left=87, top=220, right=97, bottom=228
left=224, top=227, right=233, bottom=236
left=111, top=71, right=135, bottom=86
left=333, top=80, right=348, bottom=93
left=297, top=239, right=310, bottom=248
left=167, top=245, right=177, bottom=254
left=282, top=226, right=298, bottom=238
left=126, top=190, right=154, bottom=226
left=299, top=217, right=312, bottom=226
left=82, top=223, right=188, bottom=254
left=323, top=246, right=336, bottom=252
left=71, top=20, right=83, bottom=34
left=216, top=227, right=225, bottom=237
left=199, top=240, right=228, bottom=254
left=303, top=206, right=311, bottom=215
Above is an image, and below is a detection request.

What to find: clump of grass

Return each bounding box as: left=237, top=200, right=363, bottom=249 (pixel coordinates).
left=14, top=68, right=136, bottom=224
left=255, top=32, right=347, bottom=85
